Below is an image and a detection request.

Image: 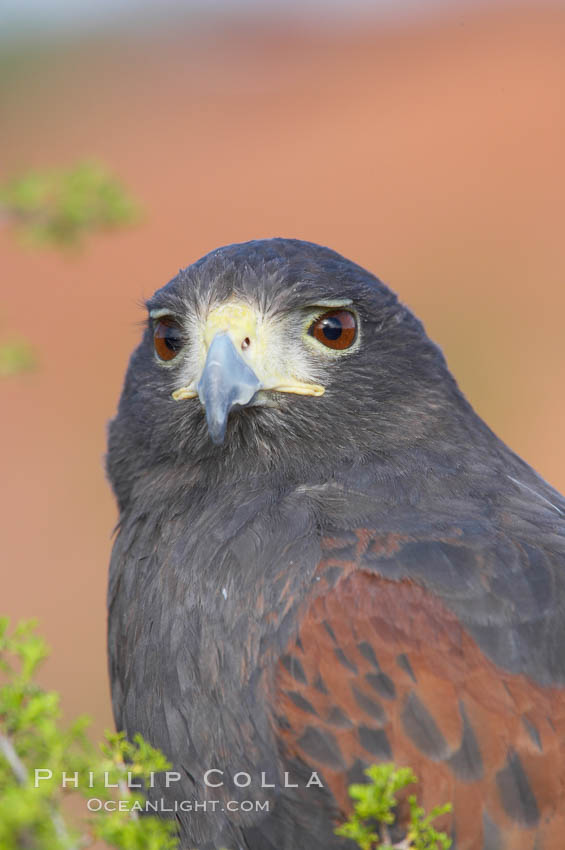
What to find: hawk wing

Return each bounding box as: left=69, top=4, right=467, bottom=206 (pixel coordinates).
left=272, top=487, right=565, bottom=850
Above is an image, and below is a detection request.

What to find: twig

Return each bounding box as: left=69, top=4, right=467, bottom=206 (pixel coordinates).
left=118, top=778, right=139, bottom=820
left=0, top=732, right=28, bottom=784
left=0, top=731, right=79, bottom=849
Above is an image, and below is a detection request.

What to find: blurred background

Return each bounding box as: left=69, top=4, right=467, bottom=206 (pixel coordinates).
left=1, top=0, right=564, bottom=738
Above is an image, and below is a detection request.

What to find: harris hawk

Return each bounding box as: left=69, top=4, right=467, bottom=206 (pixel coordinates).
left=106, top=239, right=565, bottom=850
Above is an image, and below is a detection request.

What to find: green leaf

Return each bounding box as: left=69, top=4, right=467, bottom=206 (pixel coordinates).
left=335, top=763, right=452, bottom=850
left=0, top=339, right=36, bottom=376
left=0, top=161, right=140, bottom=248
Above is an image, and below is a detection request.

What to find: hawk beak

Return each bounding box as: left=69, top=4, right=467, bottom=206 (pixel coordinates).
left=171, top=300, right=326, bottom=443
left=196, top=332, right=262, bottom=445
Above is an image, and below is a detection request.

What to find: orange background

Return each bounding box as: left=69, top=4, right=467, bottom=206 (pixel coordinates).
left=1, top=2, right=564, bottom=737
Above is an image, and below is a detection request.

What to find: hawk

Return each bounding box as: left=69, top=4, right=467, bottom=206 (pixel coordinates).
left=107, top=239, right=565, bottom=850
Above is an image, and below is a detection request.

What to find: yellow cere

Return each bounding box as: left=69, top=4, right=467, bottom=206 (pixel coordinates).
left=172, top=386, right=197, bottom=400
left=204, top=301, right=259, bottom=347
left=172, top=299, right=326, bottom=401
left=274, top=384, right=325, bottom=396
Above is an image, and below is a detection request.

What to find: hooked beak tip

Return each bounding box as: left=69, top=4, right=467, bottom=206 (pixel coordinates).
left=207, top=418, right=228, bottom=446
left=197, top=333, right=261, bottom=445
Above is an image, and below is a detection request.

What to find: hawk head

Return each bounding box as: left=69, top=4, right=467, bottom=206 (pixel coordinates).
left=107, top=239, right=462, bottom=512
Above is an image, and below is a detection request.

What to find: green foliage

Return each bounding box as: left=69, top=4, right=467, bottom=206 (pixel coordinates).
left=0, top=337, right=36, bottom=376
left=335, top=763, right=452, bottom=850
left=0, top=160, right=139, bottom=376
left=0, top=161, right=139, bottom=248
left=0, top=618, right=179, bottom=850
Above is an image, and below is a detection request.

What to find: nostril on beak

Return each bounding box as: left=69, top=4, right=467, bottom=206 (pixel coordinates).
left=197, top=333, right=262, bottom=445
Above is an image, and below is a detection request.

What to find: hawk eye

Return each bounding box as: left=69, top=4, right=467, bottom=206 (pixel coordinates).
left=309, top=310, right=357, bottom=351
left=153, top=316, right=184, bottom=361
